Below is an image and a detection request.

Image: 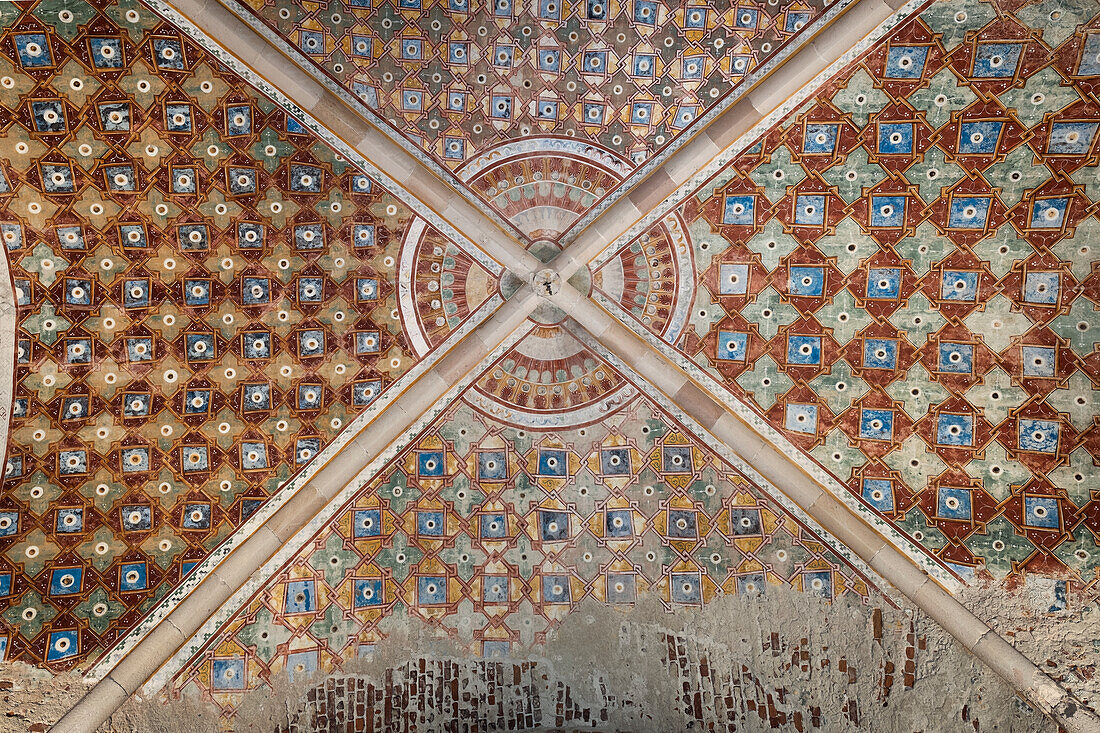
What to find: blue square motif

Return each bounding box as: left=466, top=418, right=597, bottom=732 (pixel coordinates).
left=789, top=265, right=824, bottom=295
left=417, top=576, right=447, bottom=605
left=285, top=579, right=316, bottom=613
left=937, top=413, right=974, bottom=446
left=605, top=510, right=633, bottom=538
left=46, top=630, right=78, bottom=662
left=722, top=195, right=754, bottom=225
left=182, top=503, right=211, bottom=528
left=1018, top=419, right=1059, bottom=453
left=353, top=380, right=381, bottom=407
left=1021, top=346, right=1055, bottom=377
left=870, top=196, right=905, bottom=227
left=542, top=575, right=571, bottom=604
left=633, top=54, right=655, bottom=77
left=785, top=403, right=817, bottom=434
left=353, top=509, right=381, bottom=538
left=119, top=562, right=147, bottom=592
left=15, top=34, right=53, bottom=68
left=684, top=5, right=707, bottom=27
left=949, top=197, right=991, bottom=229
left=1024, top=496, right=1060, bottom=529
left=719, top=264, right=749, bottom=294
left=958, top=121, right=1003, bottom=155
left=186, top=333, right=215, bottom=361
left=787, top=335, right=822, bottom=365
left=417, top=511, right=444, bottom=537
left=938, top=487, right=972, bottom=520
left=354, top=578, right=383, bottom=607
left=671, top=572, right=702, bottom=603
left=478, top=451, right=507, bottom=480
left=490, top=95, right=512, bottom=119
left=938, top=342, right=974, bottom=373
left=480, top=514, right=507, bottom=538
left=242, top=384, right=271, bottom=412
left=941, top=271, right=979, bottom=301
left=972, top=43, right=1023, bottom=77
left=1077, top=34, right=1100, bottom=76
left=1030, top=198, right=1068, bottom=228
left=1047, top=121, right=1098, bottom=155
left=418, top=451, right=445, bottom=477
left=785, top=10, right=810, bottom=31
left=402, top=91, right=424, bottom=113
left=859, top=409, right=894, bottom=441
left=734, top=7, right=759, bottom=28
left=299, top=329, right=324, bottom=358
left=606, top=574, right=636, bottom=603
left=667, top=509, right=698, bottom=538
left=866, top=268, right=901, bottom=298
left=49, top=567, right=82, bottom=595
left=242, top=332, right=270, bottom=360
left=584, top=102, right=605, bottom=124
left=633, top=0, right=657, bottom=24
left=56, top=508, right=83, bottom=534
left=538, top=449, right=567, bottom=476
left=582, top=51, right=607, bottom=74
left=494, top=45, right=514, bottom=68
left=862, top=479, right=894, bottom=511
left=878, top=122, right=914, bottom=154
left=0, top=513, right=16, bottom=538
left=448, top=42, right=468, bottom=64
left=400, top=38, right=422, bottom=60
left=803, top=123, right=839, bottom=154
left=184, top=389, right=211, bottom=414
left=630, top=102, right=652, bottom=125
left=184, top=278, right=210, bottom=306
left=539, top=48, right=561, bottom=71
left=794, top=196, right=826, bottom=226
left=600, top=447, right=631, bottom=474
left=1023, top=272, right=1059, bottom=304
left=356, top=278, right=378, bottom=301
left=863, top=339, right=898, bottom=370
left=885, top=45, right=929, bottom=78
left=716, top=331, right=748, bottom=361
left=60, top=450, right=89, bottom=474
left=241, top=443, right=268, bottom=470
left=539, top=510, right=569, bottom=541
left=682, top=54, right=705, bottom=80
left=482, top=576, right=509, bottom=603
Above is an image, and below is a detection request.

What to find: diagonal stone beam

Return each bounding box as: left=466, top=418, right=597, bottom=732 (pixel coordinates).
left=544, top=286, right=1100, bottom=733
left=145, top=0, right=544, bottom=279
left=549, top=0, right=915, bottom=279
left=49, top=290, right=540, bottom=733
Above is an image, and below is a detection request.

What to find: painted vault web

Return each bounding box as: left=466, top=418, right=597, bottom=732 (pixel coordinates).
left=220, top=0, right=855, bottom=247
left=592, top=0, right=1100, bottom=589
left=0, top=0, right=500, bottom=669
left=154, top=320, right=881, bottom=723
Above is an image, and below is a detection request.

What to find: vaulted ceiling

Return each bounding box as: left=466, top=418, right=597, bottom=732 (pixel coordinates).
left=0, top=0, right=1097, bottom=730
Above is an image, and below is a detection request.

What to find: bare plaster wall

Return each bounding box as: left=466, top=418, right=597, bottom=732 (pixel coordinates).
left=2, top=585, right=1090, bottom=732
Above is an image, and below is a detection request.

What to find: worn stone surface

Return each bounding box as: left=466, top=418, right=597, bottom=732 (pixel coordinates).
left=1, top=585, right=1070, bottom=731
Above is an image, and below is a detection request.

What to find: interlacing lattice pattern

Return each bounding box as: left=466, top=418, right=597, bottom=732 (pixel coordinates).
left=166, top=325, right=876, bottom=719
left=595, top=0, right=1100, bottom=586
left=0, top=0, right=496, bottom=668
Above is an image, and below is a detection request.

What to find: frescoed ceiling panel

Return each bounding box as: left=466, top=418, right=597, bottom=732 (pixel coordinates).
left=0, top=0, right=500, bottom=669
left=157, top=320, right=881, bottom=722
left=222, top=0, right=851, bottom=246
left=591, top=0, right=1100, bottom=588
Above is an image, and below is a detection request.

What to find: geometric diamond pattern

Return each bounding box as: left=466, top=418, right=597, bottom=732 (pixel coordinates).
left=595, top=0, right=1100, bottom=587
